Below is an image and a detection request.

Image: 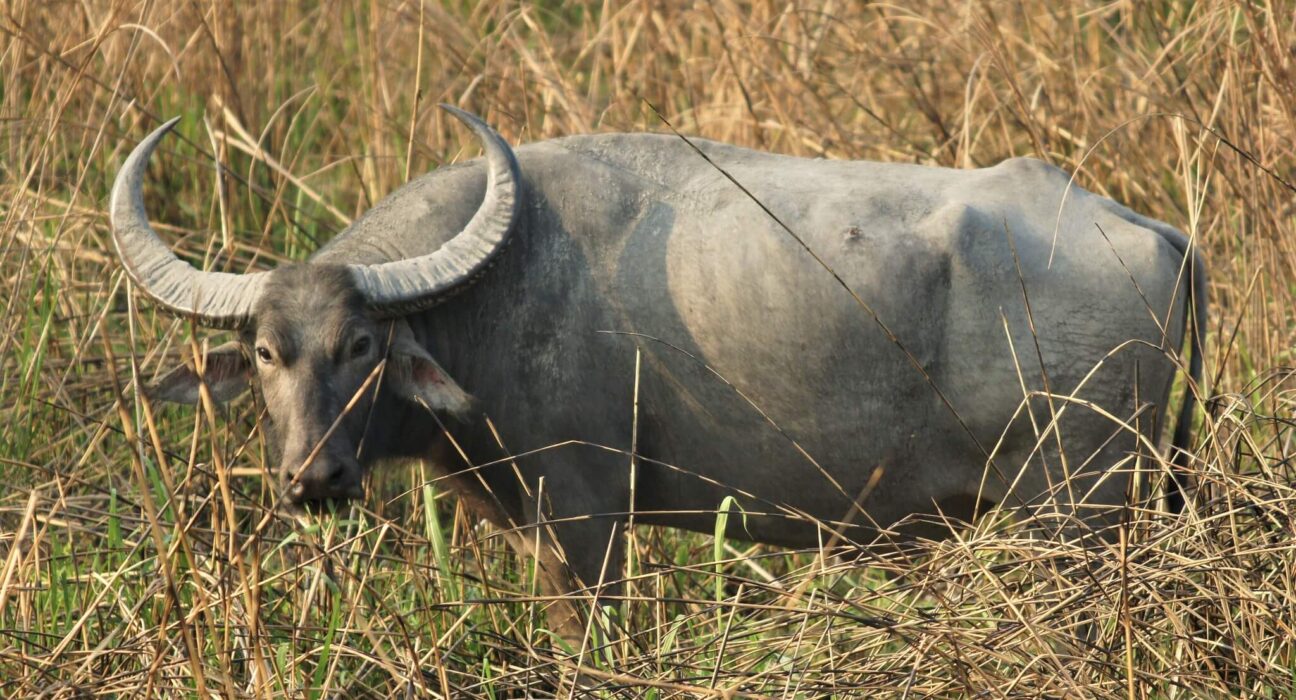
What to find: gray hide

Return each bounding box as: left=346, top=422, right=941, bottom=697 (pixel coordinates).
left=128, top=115, right=1205, bottom=603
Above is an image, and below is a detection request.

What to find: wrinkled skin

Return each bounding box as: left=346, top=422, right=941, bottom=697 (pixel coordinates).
left=147, top=132, right=1205, bottom=641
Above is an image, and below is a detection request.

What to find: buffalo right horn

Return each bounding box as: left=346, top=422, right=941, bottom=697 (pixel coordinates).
left=110, top=117, right=267, bottom=329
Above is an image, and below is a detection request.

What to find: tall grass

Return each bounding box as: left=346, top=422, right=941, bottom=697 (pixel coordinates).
left=1, top=0, right=1295, bottom=696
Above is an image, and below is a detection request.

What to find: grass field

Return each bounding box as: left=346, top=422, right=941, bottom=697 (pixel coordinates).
left=2, top=0, right=1296, bottom=697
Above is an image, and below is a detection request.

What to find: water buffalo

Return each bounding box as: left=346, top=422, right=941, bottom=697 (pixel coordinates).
left=113, top=106, right=1204, bottom=633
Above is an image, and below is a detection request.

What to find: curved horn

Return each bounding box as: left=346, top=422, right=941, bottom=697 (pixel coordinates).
left=110, top=118, right=266, bottom=329
left=349, top=105, right=521, bottom=315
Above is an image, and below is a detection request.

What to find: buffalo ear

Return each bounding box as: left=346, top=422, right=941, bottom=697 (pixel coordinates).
left=146, top=341, right=251, bottom=405
left=388, top=323, right=475, bottom=417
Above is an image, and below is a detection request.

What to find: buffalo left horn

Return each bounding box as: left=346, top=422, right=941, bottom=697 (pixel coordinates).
left=348, top=104, right=521, bottom=315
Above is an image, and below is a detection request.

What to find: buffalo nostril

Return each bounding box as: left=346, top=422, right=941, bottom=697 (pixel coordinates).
left=325, top=462, right=346, bottom=486
left=288, top=483, right=305, bottom=501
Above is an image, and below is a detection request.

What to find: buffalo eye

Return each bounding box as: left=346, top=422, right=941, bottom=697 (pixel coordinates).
left=350, top=335, right=371, bottom=360
left=255, top=345, right=273, bottom=364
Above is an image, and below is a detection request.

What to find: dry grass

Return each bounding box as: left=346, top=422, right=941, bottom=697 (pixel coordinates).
left=2, top=0, right=1296, bottom=697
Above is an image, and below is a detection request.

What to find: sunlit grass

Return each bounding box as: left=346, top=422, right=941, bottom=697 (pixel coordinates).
left=2, top=0, right=1296, bottom=697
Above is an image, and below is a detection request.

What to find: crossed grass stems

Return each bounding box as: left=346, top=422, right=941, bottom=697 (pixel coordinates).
left=4, top=119, right=1290, bottom=699
left=86, top=273, right=1285, bottom=698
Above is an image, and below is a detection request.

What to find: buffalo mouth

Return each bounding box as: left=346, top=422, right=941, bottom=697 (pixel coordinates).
left=281, top=457, right=366, bottom=509
left=280, top=487, right=366, bottom=515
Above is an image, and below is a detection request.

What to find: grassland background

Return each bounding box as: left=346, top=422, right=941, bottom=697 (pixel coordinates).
left=2, top=0, right=1295, bottom=697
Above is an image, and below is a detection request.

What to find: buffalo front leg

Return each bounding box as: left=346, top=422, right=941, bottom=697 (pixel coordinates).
left=427, top=460, right=597, bottom=645
left=523, top=477, right=626, bottom=650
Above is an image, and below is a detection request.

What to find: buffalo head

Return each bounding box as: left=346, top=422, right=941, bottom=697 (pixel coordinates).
left=112, top=107, right=518, bottom=506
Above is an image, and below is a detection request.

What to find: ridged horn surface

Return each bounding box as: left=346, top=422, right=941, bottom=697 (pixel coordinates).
left=110, top=117, right=266, bottom=329
left=348, top=104, right=521, bottom=315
